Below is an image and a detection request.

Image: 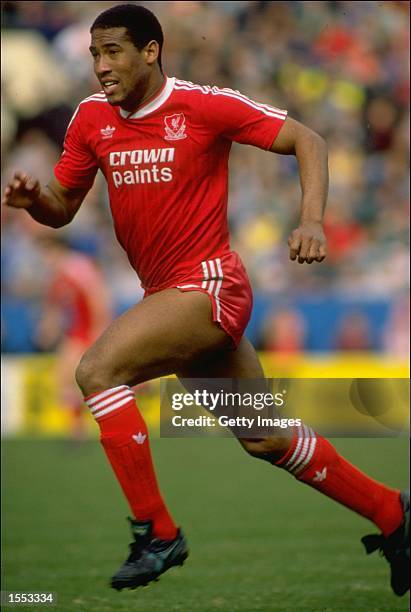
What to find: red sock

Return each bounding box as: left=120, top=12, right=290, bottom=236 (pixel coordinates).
left=85, top=385, right=177, bottom=540
left=276, top=424, right=403, bottom=537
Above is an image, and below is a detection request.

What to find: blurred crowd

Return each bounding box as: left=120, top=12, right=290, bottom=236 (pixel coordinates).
left=1, top=1, right=409, bottom=354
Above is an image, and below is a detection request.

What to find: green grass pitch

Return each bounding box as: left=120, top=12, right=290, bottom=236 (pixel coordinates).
left=2, top=436, right=409, bottom=611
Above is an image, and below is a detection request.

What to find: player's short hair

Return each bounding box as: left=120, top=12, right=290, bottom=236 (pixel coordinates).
left=90, top=4, right=164, bottom=72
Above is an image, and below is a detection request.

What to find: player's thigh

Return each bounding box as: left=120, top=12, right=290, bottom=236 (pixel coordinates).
left=176, top=336, right=267, bottom=419
left=177, top=336, right=264, bottom=378
left=177, top=337, right=291, bottom=455
left=76, top=288, right=231, bottom=392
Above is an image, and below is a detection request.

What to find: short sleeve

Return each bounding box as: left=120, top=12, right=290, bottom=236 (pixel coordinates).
left=54, top=104, right=99, bottom=190
left=206, top=87, right=287, bottom=150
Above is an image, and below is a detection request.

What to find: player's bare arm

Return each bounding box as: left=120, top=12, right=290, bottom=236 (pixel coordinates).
left=271, top=117, right=328, bottom=264
left=2, top=172, right=89, bottom=228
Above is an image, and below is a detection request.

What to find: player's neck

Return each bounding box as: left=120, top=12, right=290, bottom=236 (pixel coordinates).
left=121, top=70, right=166, bottom=116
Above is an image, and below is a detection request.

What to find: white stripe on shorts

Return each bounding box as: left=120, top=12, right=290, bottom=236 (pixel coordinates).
left=201, top=261, right=209, bottom=289
left=214, top=258, right=223, bottom=322
left=177, top=284, right=200, bottom=289
left=201, top=258, right=224, bottom=322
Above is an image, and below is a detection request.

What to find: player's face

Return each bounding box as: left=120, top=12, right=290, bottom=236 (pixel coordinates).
left=90, top=27, right=153, bottom=112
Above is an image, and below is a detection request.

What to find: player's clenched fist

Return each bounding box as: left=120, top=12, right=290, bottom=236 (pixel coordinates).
left=2, top=171, right=41, bottom=209
left=288, top=221, right=327, bottom=264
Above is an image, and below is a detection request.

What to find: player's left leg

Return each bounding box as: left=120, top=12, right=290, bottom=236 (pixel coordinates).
left=178, top=336, right=410, bottom=596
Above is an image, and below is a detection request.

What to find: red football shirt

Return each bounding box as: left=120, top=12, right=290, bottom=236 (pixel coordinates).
left=54, top=77, right=287, bottom=289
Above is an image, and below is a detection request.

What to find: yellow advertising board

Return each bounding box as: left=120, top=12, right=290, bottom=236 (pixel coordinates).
left=1, top=353, right=408, bottom=437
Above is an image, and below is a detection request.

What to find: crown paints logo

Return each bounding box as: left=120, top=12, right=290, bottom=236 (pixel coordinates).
left=164, top=113, right=187, bottom=141
left=100, top=125, right=116, bottom=139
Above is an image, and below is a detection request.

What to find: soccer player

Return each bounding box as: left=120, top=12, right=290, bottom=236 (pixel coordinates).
left=36, top=234, right=112, bottom=440
left=3, top=4, right=409, bottom=597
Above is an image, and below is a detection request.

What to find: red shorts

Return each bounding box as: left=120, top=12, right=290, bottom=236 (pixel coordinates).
left=144, top=251, right=253, bottom=347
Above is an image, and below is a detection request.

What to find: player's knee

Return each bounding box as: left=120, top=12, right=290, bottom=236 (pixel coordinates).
left=239, top=436, right=290, bottom=463
left=75, top=349, right=112, bottom=396
left=75, top=352, right=93, bottom=394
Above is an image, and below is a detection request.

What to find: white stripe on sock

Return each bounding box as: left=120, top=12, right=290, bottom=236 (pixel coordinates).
left=86, top=385, right=128, bottom=407
left=288, top=425, right=316, bottom=474
left=284, top=425, right=304, bottom=470
left=90, top=388, right=134, bottom=414
left=93, top=395, right=134, bottom=420
left=288, top=430, right=310, bottom=473
left=293, top=435, right=317, bottom=475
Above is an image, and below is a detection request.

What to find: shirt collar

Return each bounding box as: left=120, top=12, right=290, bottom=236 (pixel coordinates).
left=119, top=76, right=175, bottom=120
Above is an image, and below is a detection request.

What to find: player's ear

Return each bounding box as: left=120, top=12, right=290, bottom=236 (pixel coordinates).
left=143, top=40, right=159, bottom=66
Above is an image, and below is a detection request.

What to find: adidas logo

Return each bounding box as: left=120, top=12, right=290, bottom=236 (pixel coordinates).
left=132, top=432, right=147, bottom=445
left=313, top=467, right=327, bottom=482
left=100, top=125, right=116, bottom=139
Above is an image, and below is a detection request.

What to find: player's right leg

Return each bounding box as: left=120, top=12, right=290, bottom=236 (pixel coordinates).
left=74, top=288, right=231, bottom=590
left=178, top=336, right=410, bottom=596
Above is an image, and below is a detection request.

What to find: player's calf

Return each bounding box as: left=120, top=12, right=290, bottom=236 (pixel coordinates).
left=244, top=424, right=405, bottom=552
left=242, top=425, right=408, bottom=594
left=238, top=434, right=292, bottom=462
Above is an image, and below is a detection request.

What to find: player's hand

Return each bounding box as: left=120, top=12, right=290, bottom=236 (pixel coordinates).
left=2, top=171, right=41, bottom=210
left=288, top=221, right=327, bottom=264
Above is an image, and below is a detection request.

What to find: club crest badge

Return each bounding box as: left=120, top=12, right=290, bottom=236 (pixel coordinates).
left=164, top=113, right=187, bottom=141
